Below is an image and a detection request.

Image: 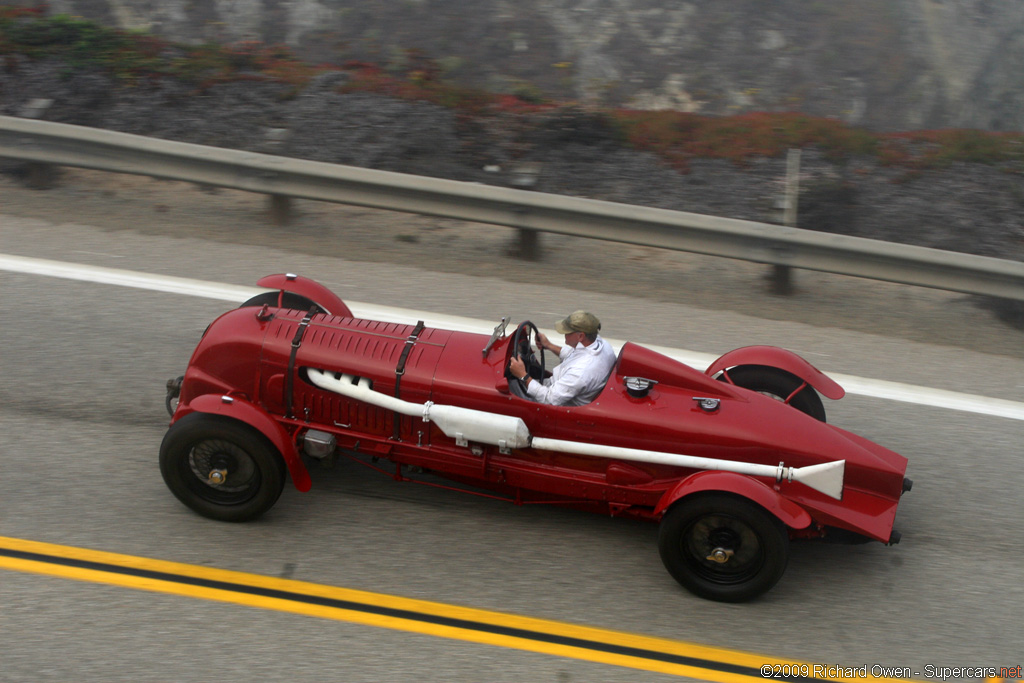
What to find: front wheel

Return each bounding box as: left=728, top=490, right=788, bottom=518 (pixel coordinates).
left=159, top=413, right=286, bottom=522
left=658, top=494, right=789, bottom=602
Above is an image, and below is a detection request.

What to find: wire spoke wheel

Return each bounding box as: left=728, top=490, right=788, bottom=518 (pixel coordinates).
left=185, top=438, right=260, bottom=501
left=659, top=494, right=789, bottom=602
left=239, top=291, right=324, bottom=313
left=683, top=513, right=765, bottom=585
left=160, top=413, right=286, bottom=522
left=718, top=365, right=826, bottom=422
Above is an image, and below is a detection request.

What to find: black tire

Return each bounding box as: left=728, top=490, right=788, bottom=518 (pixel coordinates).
left=159, top=413, right=286, bottom=522
left=658, top=494, right=790, bottom=602
left=720, top=365, right=826, bottom=422
left=240, top=291, right=325, bottom=314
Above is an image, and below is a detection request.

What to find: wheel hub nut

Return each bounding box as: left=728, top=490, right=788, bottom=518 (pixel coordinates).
left=706, top=547, right=734, bottom=564
left=208, top=468, right=228, bottom=485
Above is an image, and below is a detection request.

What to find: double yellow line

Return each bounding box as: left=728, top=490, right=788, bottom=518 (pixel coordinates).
left=0, top=535, right=910, bottom=681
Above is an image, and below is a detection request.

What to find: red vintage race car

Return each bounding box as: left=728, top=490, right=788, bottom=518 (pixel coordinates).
left=161, top=274, right=911, bottom=602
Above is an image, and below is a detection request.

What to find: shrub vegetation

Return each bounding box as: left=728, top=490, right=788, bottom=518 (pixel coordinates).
left=3, top=7, right=1022, bottom=172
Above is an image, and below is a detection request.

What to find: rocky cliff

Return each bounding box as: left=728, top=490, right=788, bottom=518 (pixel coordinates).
left=16, top=0, right=1024, bottom=132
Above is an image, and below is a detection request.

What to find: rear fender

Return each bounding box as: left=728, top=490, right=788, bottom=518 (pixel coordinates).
left=256, top=273, right=353, bottom=318
left=655, top=470, right=812, bottom=530
left=184, top=394, right=312, bottom=492
left=705, top=345, right=845, bottom=400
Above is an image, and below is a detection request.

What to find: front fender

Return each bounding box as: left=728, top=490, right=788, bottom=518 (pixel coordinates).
left=256, top=273, right=353, bottom=318
left=654, top=471, right=812, bottom=530
left=705, top=345, right=845, bottom=400
left=184, top=394, right=312, bottom=492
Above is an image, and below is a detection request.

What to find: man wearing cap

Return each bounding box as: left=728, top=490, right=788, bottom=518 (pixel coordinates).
left=508, top=310, right=617, bottom=406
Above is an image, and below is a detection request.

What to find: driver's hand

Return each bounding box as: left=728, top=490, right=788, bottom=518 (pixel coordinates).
left=535, top=331, right=553, bottom=352
left=508, top=355, right=527, bottom=380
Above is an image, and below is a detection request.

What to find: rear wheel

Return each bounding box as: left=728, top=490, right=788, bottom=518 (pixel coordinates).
left=719, top=365, right=826, bottom=422
left=659, top=494, right=789, bottom=602
left=159, top=413, right=286, bottom=522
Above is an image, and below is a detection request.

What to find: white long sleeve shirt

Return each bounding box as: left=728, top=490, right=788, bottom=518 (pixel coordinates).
left=525, top=335, right=617, bottom=406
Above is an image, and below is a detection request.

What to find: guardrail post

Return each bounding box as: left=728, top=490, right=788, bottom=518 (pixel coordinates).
left=269, top=194, right=292, bottom=226
left=770, top=264, right=792, bottom=295
left=19, top=99, right=56, bottom=189
left=769, top=149, right=801, bottom=295
left=517, top=220, right=540, bottom=260
left=262, top=128, right=293, bottom=226
left=510, top=163, right=543, bottom=261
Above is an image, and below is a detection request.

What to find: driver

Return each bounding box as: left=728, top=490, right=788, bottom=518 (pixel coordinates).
left=508, top=310, right=616, bottom=406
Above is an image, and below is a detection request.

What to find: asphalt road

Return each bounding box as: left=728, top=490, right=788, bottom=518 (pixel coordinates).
left=1, top=211, right=1023, bottom=683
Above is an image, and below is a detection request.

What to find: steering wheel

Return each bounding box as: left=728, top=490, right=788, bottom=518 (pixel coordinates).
left=508, top=321, right=546, bottom=399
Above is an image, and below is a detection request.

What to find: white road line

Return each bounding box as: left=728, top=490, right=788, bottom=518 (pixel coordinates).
left=4, top=253, right=1024, bottom=422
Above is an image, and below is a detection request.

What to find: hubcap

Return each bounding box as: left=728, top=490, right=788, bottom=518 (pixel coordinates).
left=684, top=514, right=764, bottom=585
left=187, top=439, right=257, bottom=494
left=705, top=547, right=735, bottom=564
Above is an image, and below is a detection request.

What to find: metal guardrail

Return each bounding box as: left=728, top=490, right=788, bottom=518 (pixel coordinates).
left=2, top=114, right=1023, bottom=302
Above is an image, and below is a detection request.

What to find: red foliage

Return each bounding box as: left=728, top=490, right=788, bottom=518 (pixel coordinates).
left=0, top=5, right=47, bottom=20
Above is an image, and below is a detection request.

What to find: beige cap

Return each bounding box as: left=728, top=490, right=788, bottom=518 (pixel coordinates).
left=554, top=310, right=601, bottom=335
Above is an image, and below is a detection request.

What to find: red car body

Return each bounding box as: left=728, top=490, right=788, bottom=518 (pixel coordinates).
left=161, top=274, right=911, bottom=601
